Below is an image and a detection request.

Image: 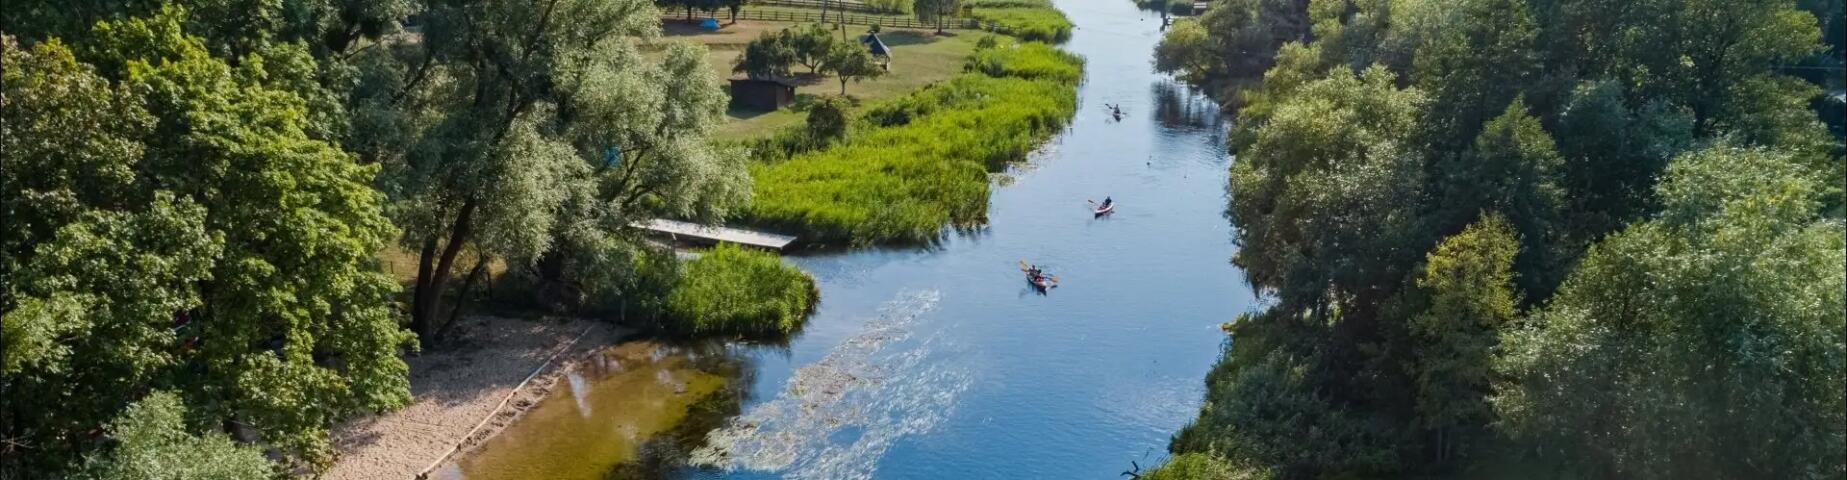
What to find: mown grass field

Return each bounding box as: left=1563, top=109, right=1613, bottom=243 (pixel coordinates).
left=655, top=19, right=983, bottom=141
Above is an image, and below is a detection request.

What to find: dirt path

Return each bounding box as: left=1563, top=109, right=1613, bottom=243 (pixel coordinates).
left=323, top=316, right=627, bottom=480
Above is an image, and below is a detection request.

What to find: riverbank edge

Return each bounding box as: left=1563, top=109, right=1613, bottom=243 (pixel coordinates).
left=323, top=316, right=630, bottom=480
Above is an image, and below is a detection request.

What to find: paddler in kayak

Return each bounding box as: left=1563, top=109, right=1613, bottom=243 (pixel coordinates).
left=1019, top=260, right=1058, bottom=289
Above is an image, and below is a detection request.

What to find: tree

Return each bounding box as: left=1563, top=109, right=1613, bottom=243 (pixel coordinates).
left=734, top=30, right=798, bottom=80
left=1496, top=145, right=1845, bottom=478
left=1435, top=98, right=1565, bottom=298
left=1411, top=0, right=1539, bottom=151
left=1228, top=63, right=1428, bottom=306
left=3, top=14, right=412, bottom=473
left=1150, top=0, right=1312, bottom=103
left=790, top=24, right=837, bottom=73
left=913, top=0, right=961, bottom=34
left=820, top=42, right=885, bottom=95
left=349, top=0, right=748, bottom=336
left=1551, top=79, right=1696, bottom=240
left=724, top=0, right=748, bottom=23
left=1409, top=214, right=1520, bottom=465
left=77, top=392, right=275, bottom=480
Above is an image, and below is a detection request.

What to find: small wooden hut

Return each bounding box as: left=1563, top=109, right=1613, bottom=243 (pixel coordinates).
left=729, top=78, right=796, bottom=110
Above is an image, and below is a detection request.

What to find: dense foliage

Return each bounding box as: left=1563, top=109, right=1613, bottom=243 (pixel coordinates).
left=2, top=12, right=415, bottom=473
left=4, top=0, right=752, bottom=476
left=1496, top=146, right=1844, bottom=479
left=747, top=41, right=1082, bottom=244
left=665, top=245, right=818, bottom=336
left=347, top=0, right=750, bottom=336
left=75, top=392, right=276, bottom=480
left=967, top=0, right=1073, bottom=43
left=1155, top=0, right=1845, bottom=477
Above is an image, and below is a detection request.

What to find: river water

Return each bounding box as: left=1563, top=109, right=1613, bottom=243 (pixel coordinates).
left=448, top=0, right=1257, bottom=478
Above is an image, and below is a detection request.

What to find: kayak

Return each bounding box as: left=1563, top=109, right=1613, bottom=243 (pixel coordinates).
left=1093, top=203, right=1115, bottom=216
left=1019, top=260, right=1058, bottom=290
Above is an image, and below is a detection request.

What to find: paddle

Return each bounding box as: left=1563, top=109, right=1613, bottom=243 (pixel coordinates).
left=1019, top=260, right=1059, bottom=286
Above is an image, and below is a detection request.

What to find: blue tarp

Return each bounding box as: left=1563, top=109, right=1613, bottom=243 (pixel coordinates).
left=700, top=17, right=720, bottom=30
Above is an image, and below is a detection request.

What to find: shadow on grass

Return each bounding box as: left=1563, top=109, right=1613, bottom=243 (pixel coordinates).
left=877, top=30, right=951, bottom=47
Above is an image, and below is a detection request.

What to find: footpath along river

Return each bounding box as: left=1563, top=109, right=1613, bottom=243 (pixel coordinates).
left=441, top=0, right=1258, bottom=478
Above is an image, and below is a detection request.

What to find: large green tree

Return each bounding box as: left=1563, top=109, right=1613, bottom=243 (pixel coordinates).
left=1434, top=98, right=1564, bottom=298
left=347, top=0, right=748, bottom=339
left=1495, top=145, right=1845, bottom=478
left=3, top=12, right=411, bottom=474
left=1408, top=214, right=1520, bottom=466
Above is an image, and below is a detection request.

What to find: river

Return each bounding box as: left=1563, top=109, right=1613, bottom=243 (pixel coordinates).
left=444, top=0, right=1258, bottom=478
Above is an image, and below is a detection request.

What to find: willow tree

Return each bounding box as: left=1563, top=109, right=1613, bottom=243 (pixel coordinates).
left=347, top=0, right=748, bottom=340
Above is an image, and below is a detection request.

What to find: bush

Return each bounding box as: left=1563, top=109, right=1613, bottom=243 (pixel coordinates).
left=975, top=34, right=1001, bottom=50
left=970, top=6, right=1073, bottom=43
left=805, top=96, right=854, bottom=145
left=665, top=245, right=817, bottom=337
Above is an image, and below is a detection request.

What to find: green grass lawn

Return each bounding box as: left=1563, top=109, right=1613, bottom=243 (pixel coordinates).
left=655, top=18, right=983, bottom=141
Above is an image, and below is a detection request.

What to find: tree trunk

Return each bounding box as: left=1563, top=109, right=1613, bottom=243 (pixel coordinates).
left=409, top=201, right=477, bottom=347
left=840, top=77, right=849, bottom=95
left=432, top=253, right=491, bottom=344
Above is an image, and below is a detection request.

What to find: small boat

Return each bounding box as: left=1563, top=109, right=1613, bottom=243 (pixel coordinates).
left=1093, top=203, right=1115, bottom=216
left=1020, top=260, right=1059, bottom=290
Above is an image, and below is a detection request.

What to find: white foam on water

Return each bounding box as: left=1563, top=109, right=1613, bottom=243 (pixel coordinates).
left=690, top=290, right=969, bottom=479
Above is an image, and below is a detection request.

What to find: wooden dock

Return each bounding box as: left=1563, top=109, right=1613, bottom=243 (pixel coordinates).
left=630, top=218, right=797, bottom=251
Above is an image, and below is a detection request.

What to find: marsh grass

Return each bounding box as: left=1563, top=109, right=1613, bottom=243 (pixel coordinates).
left=747, top=42, right=1083, bottom=244
left=665, top=245, right=817, bottom=336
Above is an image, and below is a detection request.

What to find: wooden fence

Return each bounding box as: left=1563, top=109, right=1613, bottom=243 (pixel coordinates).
left=675, top=8, right=996, bottom=30
left=755, top=0, right=900, bottom=14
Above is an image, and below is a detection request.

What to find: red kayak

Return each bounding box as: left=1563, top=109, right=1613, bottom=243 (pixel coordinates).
left=1093, top=203, right=1115, bottom=216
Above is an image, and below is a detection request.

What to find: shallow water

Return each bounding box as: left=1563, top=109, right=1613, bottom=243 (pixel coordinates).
left=450, top=0, right=1256, bottom=477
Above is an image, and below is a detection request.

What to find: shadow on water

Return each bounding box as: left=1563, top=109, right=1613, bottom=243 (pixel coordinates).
left=1151, top=80, right=1223, bottom=132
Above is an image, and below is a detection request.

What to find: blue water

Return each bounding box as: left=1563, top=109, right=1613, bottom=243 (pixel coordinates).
left=687, top=2, right=1259, bottom=477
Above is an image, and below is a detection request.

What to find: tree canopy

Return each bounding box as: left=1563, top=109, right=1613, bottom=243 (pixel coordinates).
left=1159, top=0, right=1844, bottom=476
left=3, top=12, right=412, bottom=472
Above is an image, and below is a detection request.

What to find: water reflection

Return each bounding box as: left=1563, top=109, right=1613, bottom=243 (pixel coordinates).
left=440, top=340, right=759, bottom=480
left=1151, top=80, right=1222, bottom=132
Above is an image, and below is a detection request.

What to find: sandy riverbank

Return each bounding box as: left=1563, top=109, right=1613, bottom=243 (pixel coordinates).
left=323, top=316, right=628, bottom=480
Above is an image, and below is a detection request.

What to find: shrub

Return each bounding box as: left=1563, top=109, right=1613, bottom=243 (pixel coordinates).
left=806, top=96, right=854, bottom=145
left=975, top=34, right=1001, bottom=50
left=665, top=245, right=816, bottom=337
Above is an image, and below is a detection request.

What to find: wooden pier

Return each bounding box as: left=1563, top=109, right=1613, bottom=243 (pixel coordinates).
left=630, top=218, right=797, bottom=251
